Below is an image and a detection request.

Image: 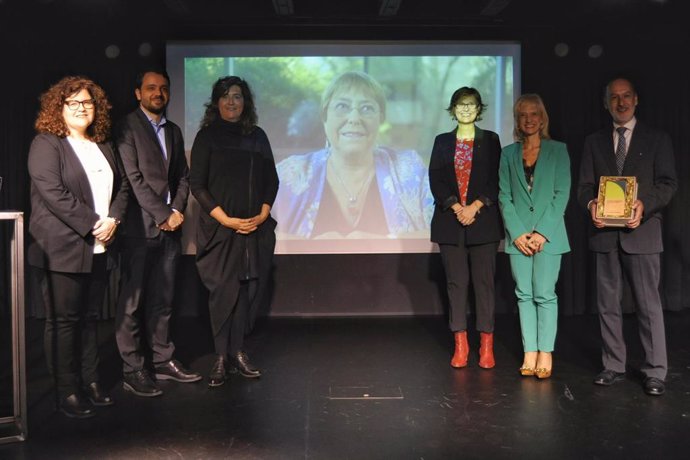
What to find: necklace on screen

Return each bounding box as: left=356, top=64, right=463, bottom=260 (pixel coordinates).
left=329, top=168, right=375, bottom=227
left=333, top=167, right=374, bottom=207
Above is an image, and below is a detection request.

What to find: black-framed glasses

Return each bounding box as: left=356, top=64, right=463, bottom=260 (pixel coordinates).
left=64, top=99, right=95, bottom=111
left=456, top=103, right=477, bottom=111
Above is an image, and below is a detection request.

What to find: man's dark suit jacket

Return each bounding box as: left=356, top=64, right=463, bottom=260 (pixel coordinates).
left=429, top=127, right=503, bottom=245
left=577, top=121, right=677, bottom=254
left=115, top=108, right=189, bottom=239
left=27, top=133, right=130, bottom=273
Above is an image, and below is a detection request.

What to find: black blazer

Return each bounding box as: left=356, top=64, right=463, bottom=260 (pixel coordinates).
left=115, top=108, right=189, bottom=239
left=577, top=121, right=677, bottom=254
left=27, top=133, right=130, bottom=273
left=429, top=127, right=503, bottom=245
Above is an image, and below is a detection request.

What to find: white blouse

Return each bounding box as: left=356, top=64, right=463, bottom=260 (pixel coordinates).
left=67, top=137, right=114, bottom=254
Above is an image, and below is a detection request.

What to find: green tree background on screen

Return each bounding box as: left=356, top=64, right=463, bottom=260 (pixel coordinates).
left=184, top=55, right=513, bottom=162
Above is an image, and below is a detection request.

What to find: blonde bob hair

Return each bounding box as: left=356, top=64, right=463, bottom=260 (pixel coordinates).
left=512, top=93, right=550, bottom=142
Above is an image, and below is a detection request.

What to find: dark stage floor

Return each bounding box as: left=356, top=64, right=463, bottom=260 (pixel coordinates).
left=2, top=311, right=690, bottom=459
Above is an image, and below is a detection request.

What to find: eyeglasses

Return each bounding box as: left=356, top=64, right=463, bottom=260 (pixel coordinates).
left=330, top=101, right=379, bottom=119
left=64, top=99, right=95, bottom=111
left=456, top=103, right=477, bottom=111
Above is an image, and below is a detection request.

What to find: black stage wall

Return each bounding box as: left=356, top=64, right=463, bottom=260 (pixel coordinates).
left=1, top=1, right=689, bottom=318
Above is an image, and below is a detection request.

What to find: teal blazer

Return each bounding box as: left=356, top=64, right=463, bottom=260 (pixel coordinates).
left=498, top=139, right=571, bottom=255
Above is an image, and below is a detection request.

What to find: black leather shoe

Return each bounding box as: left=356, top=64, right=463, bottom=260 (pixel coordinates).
left=123, top=369, right=163, bottom=397
left=84, top=382, right=114, bottom=406
left=593, top=369, right=626, bottom=386
left=154, top=359, right=202, bottom=383
left=230, top=351, right=262, bottom=378
left=59, top=393, right=96, bottom=419
left=644, top=377, right=665, bottom=396
left=208, top=355, right=228, bottom=388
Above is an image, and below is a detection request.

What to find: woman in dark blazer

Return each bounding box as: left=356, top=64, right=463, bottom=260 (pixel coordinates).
left=498, top=94, right=570, bottom=379
left=190, top=76, right=279, bottom=388
left=28, top=76, right=129, bottom=418
left=429, top=87, right=503, bottom=369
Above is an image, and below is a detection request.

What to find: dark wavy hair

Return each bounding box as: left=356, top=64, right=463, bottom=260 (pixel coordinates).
left=199, top=76, right=257, bottom=134
left=446, top=86, right=487, bottom=122
left=34, top=76, right=112, bottom=143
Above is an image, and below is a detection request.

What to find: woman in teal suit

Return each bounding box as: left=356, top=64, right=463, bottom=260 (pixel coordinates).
left=498, top=94, right=570, bottom=379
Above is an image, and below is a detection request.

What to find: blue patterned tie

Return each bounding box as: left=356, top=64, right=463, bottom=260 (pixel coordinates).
left=615, top=127, right=627, bottom=174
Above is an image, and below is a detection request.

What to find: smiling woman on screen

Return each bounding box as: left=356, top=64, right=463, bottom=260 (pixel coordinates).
left=274, top=71, right=432, bottom=240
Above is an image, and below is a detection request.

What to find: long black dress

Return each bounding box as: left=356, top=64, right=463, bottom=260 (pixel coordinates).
left=190, top=119, right=279, bottom=349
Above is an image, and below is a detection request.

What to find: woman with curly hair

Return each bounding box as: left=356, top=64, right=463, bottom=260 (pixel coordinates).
left=28, top=76, right=130, bottom=417
left=190, top=76, right=279, bottom=387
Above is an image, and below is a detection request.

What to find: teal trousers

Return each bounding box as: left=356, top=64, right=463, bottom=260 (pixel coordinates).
left=509, top=252, right=562, bottom=352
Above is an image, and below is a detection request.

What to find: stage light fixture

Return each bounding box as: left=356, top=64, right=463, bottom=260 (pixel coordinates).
left=162, top=0, right=191, bottom=16
left=379, top=0, right=402, bottom=16
left=138, top=42, right=153, bottom=57
left=105, top=45, right=120, bottom=59
left=588, top=44, right=603, bottom=58
left=554, top=43, right=569, bottom=58
left=272, top=0, right=294, bottom=15
left=480, top=0, right=512, bottom=16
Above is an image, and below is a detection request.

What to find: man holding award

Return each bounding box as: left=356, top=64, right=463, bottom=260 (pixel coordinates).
left=578, top=77, right=677, bottom=396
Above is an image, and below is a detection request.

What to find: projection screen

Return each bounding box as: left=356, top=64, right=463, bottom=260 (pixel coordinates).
left=166, top=41, right=520, bottom=254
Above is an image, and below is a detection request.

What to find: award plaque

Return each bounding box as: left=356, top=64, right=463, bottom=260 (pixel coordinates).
left=595, top=176, right=638, bottom=227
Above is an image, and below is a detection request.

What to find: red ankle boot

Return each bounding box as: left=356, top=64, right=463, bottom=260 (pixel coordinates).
left=478, top=332, right=495, bottom=369
left=450, top=331, right=469, bottom=368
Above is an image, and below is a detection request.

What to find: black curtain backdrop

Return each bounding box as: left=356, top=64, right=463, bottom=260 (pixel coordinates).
left=1, top=2, right=688, bottom=318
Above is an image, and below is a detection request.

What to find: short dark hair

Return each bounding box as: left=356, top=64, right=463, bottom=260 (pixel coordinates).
left=446, top=87, right=487, bottom=122
left=199, top=76, right=258, bottom=134
left=135, top=68, right=170, bottom=89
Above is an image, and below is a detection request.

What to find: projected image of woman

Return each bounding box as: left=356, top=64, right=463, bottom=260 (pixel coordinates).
left=274, top=71, right=432, bottom=239
left=28, top=76, right=129, bottom=417
left=429, top=87, right=503, bottom=369
left=189, top=76, right=279, bottom=387
left=498, top=94, right=570, bottom=379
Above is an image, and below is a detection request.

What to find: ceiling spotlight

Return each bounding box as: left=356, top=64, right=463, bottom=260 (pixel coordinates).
left=138, top=42, right=153, bottom=57
left=588, top=44, right=603, bottom=59
left=105, top=45, right=120, bottom=59
left=554, top=43, right=569, bottom=58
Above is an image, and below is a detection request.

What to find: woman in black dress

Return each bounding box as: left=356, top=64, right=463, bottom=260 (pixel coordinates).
left=190, top=76, right=279, bottom=387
